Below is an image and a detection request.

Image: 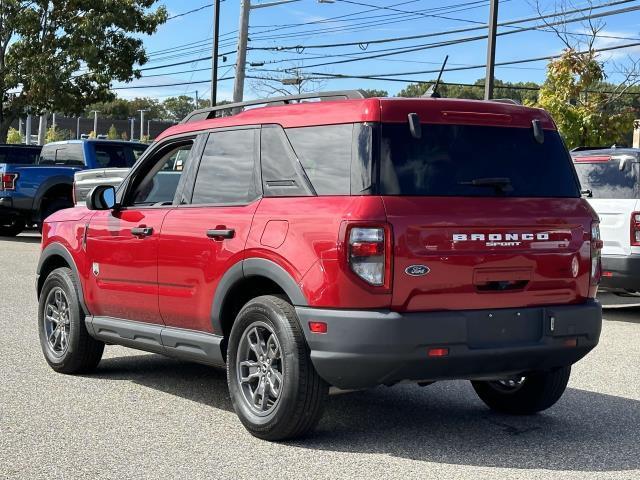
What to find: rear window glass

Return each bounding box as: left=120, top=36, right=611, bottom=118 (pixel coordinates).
left=286, top=124, right=352, bottom=195
left=0, top=147, right=40, bottom=165
left=379, top=124, right=580, bottom=198
left=573, top=159, right=639, bottom=199
left=92, top=144, right=135, bottom=168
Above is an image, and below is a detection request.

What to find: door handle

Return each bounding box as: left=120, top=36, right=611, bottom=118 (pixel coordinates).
left=207, top=228, right=235, bottom=240
left=131, top=226, right=154, bottom=238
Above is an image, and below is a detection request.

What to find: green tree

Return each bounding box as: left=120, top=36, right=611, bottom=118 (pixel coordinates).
left=0, top=1, right=167, bottom=141
left=163, top=95, right=198, bottom=122
left=537, top=49, right=635, bottom=149
left=362, top=89, right=389, bottom=98
left=5, top=127, right=21, bottom=144
left=107, top=124, right=118, bottom=140
left=45, top=125, right=63, bottom=143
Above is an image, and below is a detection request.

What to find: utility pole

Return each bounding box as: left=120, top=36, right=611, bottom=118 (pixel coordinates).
left=91, top=110, right=100, bottom=135
left=195, top=90, right=199, bottom=110
left=233, top=0, right=251, bottom=106
left=211, top=0, right=221, bottom=107
left=233, top=0, right=327, bottom=107
left=129, top=118, right=135, bottom=141
left=76, top=117, right=81, bottom=139
left=484, top=0, right=499, bottom=100
left=147, top=120, right=151, bottom=140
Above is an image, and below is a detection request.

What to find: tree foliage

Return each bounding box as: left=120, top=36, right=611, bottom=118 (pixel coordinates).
left=0, top=1, right=167, bottom=140
left=163, top=95, right=199, bottom=122
left=537, top=49, right=636, bottom=149
left=107, top=124, right=118, bottom=140
left=362, top=89, right=389, bottom=98
left=5, top=127, right=21, bottom=143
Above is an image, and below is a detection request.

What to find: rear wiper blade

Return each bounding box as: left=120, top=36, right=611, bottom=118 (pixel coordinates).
left=459, top=177, right=513, bottom=193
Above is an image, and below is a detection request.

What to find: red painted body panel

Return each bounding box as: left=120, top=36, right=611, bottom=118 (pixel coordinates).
left=156, top=97, right=557, bottom=143
left=383, top=197, right=597, bottom=312
left=157, top=202, right=259, bottom=333
left=246, top=196, right=391, bottom=309
left=83, top=208, right=170, bottom=323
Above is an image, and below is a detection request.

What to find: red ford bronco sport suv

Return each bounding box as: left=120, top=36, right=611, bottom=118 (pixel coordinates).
left=36, top=91, right=603, bottom=441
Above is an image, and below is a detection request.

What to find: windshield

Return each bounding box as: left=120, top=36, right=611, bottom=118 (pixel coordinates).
left=379, top=123, right=580, bottom=198
left=573, top=160, right=639, bottom=199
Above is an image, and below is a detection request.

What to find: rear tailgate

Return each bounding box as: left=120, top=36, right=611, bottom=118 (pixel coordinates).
left=385, top=197, right=594, bottom=312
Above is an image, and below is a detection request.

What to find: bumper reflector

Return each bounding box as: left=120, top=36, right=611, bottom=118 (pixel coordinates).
left=308, top=321, right=328, bottom=334
left=428, top=347, right=449, bottom=358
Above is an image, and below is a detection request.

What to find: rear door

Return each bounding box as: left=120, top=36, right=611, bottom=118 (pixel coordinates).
left=158, top=127, right=260, bottom=333
left=379, top=122, right=594, bottom=312
left=572, top=153, right=640, bottom=256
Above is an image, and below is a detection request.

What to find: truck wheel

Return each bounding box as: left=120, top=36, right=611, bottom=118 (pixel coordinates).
left=38, top=267, right=104, bottom=374
left=0, top=218, right=24, bottom=237
left=471, top=366, right=571, bottom=415
left=227, top=295, right=328, bottom=441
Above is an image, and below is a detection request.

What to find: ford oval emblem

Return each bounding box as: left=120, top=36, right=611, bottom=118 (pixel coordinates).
left=405, top=265, right=430, bottom=276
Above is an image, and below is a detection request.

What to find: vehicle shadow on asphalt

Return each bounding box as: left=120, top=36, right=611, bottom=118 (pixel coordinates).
left=603, top=306, right=640, bottom=325
left=94, top=354, right=639, bottom=472
left=0, top=235, right=40, bottom=244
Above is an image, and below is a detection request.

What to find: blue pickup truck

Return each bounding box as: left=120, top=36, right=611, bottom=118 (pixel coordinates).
left=0, top=139, right=147, bottom=236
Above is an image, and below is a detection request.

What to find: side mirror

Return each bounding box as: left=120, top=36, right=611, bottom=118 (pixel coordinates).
left=86, top=185, right=117, bottom=210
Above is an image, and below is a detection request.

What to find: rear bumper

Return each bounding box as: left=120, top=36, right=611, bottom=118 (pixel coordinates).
left=0, top=197, right=23, bottom=222
left=600, top=255, right=640, bottom=292
left=297, top=301, right=602, bottom=389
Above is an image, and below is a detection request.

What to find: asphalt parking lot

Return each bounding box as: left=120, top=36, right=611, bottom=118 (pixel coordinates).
left=1, top=232, right=639, bottom=480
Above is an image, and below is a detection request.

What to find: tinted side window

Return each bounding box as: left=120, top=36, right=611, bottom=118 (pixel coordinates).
left=0, top=147, right=40, bottom=165
left=261, top=126, right=313, bottom=197
left=55, top=144, right=84, bottom=166
left=192, top=129, right=258, bottom=205
left=130, top=143, right=193, bottom=206
left=92, top=144, right=134, bottom=168
left=285, top=124, right=352, bottom=195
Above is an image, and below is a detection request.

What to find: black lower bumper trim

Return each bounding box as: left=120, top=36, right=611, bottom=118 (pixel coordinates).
left=600, top=255, right=640, bottom=292
left=296, top=301, right=602, bottom=389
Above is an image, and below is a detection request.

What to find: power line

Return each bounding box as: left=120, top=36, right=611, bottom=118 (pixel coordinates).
left=250, top=0, right=637, bottom=51
left=274, top=3, right=640, bottom=70
left=258, top=41, right=640, bottom=82
left=166, top=2, right=226, bottom=21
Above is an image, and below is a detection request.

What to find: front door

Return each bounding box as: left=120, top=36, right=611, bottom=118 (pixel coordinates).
left=84, top=139, right=196, bottom=324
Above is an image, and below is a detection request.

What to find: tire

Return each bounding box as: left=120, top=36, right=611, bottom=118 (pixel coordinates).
left=227, top=295, right=328, bottom=441
left=41, top=197, right=73, bottom=223
left=471, top=366, right=571, bottom=415
left=0, top=218, right=24, bottom=237
left=38, top=267, right=104, bottom=374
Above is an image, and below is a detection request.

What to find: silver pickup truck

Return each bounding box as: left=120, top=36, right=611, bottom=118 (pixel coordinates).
left=73, top=146, right=189, bottom=204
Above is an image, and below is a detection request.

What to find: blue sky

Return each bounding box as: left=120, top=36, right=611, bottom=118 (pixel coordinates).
left=113, top=0, right=640, bottom=101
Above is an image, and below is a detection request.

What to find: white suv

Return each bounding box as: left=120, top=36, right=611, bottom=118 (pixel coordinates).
left=572, top=147, right=640, bottom=294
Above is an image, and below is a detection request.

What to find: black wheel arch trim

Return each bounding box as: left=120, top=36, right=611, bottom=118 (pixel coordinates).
left=33, top=176, right=74, bottom=213
left=37, top=242, right=89, bottom=315
left=210, top=257, right=308, bottom=335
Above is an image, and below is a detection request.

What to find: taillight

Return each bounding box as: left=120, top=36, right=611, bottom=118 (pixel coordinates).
left=631, top=212, right=640, bottom=247
left=1, top=173, right=18, bottom=191
left=347, top=225, right=391, bottom=288
left=591, top=222, right=602, bottom=287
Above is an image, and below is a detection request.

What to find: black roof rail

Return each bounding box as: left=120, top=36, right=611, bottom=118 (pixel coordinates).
left=180, top=90, right=367, bottom=124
